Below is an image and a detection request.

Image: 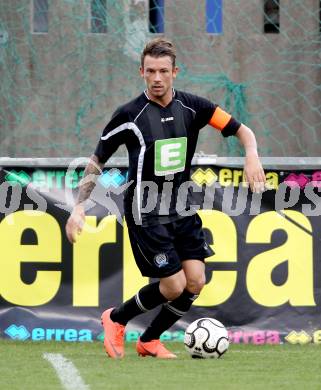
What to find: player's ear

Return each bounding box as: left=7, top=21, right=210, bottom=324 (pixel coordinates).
left=139, top=66, right=144, bottom=78
left=172, top=66, right=179, bottom=79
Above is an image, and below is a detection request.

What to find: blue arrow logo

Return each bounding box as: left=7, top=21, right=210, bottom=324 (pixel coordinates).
left=5, top=170, right=31, bottom=187
left=5, top=325, right=30, bottom=340
left=98, top=169, right=127, bottom=188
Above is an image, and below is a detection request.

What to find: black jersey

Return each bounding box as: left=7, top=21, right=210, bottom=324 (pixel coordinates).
left=94, top=89, right=241, bottom=226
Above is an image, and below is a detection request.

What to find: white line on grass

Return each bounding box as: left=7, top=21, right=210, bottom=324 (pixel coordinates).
left=43, top=353, right=89, bottom=390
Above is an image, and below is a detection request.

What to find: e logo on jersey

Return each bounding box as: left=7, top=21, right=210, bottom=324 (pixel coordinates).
left=154, top=137, right=187, bottom=176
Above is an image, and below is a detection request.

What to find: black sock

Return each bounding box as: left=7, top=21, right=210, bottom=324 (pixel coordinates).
left=140, top=289, right=198, bottom=342
left=110, top=282, right=167, bottom=325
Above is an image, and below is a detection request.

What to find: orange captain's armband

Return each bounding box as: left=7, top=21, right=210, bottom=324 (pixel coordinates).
left=209, top=107, right=232, bottom=131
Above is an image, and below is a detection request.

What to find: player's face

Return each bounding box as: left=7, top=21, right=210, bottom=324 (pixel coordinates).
left=140, top=55, right=178, bottom=105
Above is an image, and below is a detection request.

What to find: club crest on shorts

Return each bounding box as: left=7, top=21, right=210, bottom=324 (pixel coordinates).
left=154, top=253, right=168, bottom=267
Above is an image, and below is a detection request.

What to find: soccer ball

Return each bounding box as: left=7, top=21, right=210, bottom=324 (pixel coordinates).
left=184, top=318, right=229, bottom=359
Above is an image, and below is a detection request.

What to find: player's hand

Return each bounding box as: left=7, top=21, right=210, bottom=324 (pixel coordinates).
left=65, top=205, right=85, bottom=244
left=244, top=155, right=266, bottom=193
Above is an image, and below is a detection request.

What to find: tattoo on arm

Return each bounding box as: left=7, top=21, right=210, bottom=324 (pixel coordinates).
left=76, top=155, right=104, bottom=205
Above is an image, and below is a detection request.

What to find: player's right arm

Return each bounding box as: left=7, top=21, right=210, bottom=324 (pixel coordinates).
left=66, top=106, right=130, bottom=243
left=65, top=154, right=104, bottom=243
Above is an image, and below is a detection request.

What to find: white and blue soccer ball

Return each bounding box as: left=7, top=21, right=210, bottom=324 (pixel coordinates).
left=184, top=318, right=229, bottom=359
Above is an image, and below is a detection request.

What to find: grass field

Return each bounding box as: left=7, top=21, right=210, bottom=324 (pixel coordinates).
left=1, top=340, right=321, bottom=390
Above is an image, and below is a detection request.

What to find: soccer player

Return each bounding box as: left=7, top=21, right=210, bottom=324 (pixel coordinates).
left=65, top=38, right=266, bottom=359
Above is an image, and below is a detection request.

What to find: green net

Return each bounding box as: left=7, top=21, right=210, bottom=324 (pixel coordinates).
left=0, top=0, right=320, bottom=157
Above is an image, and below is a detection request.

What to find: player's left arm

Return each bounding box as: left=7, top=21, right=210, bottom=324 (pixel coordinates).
left=235, top=124, right=266, bottom=193
left=206, top=104, right=265, bottom=192
left=190, top=95, right=265, bottom=192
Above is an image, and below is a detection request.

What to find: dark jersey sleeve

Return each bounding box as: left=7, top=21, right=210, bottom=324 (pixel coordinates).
left=182, top=93, right=217, bottom=130
left=94, top=107, right=129, bottom=163
left=181, top=92, right=241, bottom=137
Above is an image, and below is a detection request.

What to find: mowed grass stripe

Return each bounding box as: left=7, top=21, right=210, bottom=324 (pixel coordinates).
left=1, top=341, right=321, bottom=390
left=0, top=341, right=62, bottom=390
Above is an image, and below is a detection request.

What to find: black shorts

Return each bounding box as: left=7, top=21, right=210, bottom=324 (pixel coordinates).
left=127, top=214, right=214, bottom=278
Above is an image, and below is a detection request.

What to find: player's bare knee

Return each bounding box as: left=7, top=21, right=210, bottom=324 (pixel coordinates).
left=160, top=279, right=186, bottom=300
left=186, top=275, right=206, bottom=294
left=166, top=287, right=184, bottom=300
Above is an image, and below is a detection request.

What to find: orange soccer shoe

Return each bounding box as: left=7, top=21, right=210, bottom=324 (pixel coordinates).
left=136, top=338, right=177, bottom=359
left=101, top=308, right=125, bottom=359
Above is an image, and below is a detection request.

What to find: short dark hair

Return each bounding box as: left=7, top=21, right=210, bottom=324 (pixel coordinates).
left=141, top=38, right=176, bottom=68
